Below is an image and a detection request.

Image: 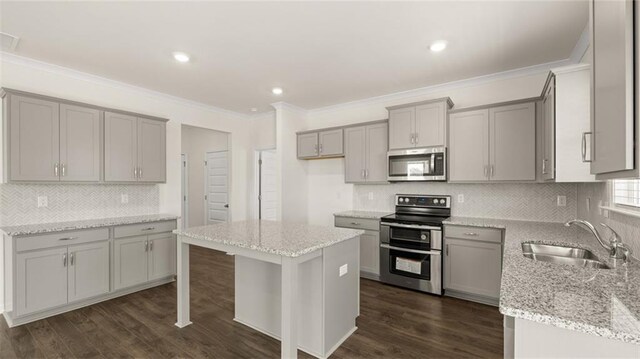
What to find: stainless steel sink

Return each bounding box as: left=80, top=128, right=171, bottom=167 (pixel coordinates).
left=521, top=242, right=610, bottom=269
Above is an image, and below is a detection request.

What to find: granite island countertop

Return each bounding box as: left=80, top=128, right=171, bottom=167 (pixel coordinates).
left=0, top=213, right=179, bottom=236
left=174, top=220, right=364, bottom=258
left=333, top=210, right=392, bottom=219
left=444, top=216, right=640, bottom=345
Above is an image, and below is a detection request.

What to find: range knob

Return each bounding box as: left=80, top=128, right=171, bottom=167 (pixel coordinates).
left=439, top=199, right=446, bottom=204
left=420, top=234, right=427, bottom=240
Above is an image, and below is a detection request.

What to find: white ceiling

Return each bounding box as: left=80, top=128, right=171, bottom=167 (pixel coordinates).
left=0, top=1, right=588, bottom=114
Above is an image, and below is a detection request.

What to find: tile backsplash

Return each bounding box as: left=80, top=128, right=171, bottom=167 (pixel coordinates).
left=354, top=182, right=578, bottom=223
left=0, top=184, right=159, bottom=226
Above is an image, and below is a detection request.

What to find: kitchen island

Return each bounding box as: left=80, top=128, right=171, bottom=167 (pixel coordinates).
left=174, top=220, right=363, bottom=359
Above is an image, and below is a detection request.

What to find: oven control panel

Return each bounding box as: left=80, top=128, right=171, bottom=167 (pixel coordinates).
left=396, top=195, right=451, bottom=208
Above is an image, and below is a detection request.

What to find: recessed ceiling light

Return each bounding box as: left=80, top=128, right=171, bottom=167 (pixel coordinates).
left=172, top=52, right=190, bottom=63
left=251, top=108, right=258, bottom=112
left=429, top=41, right=447, bottom=52
left=272, top=87, right=283, bottom=95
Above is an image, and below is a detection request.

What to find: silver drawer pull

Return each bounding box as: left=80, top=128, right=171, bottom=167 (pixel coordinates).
left=464, top=232, right=478, bottom=236
left=58, top=236, right=78, bottom=241
left=149, top=240, right=153, bottom=251
left=70, top=253, right=74, bottom=266
left=141, top=227, right=155, bottom=231
left=350, top=222, right=361, bottom=226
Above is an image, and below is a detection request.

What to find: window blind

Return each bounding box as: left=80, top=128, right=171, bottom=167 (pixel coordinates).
left=613, top=179, right=640, bottom=207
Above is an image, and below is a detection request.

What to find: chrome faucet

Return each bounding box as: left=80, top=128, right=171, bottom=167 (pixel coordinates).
left=565, top=219, right=633, bottom=262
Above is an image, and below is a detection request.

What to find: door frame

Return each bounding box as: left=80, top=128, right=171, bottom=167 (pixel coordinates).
left=253, top=148, right=277, bottom=220
left=204, top=150, right=231, bottom=224
left=181, top=153, right=189, bottom=229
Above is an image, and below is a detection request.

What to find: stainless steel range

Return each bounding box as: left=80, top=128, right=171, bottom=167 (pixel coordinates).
left=379, top=194, right=451, bottom=295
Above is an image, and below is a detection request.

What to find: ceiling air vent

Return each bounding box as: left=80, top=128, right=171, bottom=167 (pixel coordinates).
left=0, top=32, right=20, bottom=52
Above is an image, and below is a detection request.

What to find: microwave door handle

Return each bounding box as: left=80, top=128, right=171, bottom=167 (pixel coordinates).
left=380, top=244, right=440, bottom=255
left=430, top=155, right=435, bottom=173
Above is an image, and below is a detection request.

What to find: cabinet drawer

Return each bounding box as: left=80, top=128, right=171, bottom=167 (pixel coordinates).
left=16, top=228, right=109, bottom=252
left=445, top=225, right=502, bottom=243
left=334, top=217, right=379, bottom=231
left=114, top=220, right=176, bottom=238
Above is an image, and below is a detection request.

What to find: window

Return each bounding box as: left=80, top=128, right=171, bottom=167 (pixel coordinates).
left=613, top=179, right=640, bottom=207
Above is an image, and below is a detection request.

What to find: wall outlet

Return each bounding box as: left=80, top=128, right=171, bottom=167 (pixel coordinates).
left=339, top=264, right=348, bottom=277
left=37, top=196, right=48, bottom=208
left=557, top=195, right=567, bottom=207
left=457, top=194, right=464, bottom=203
left=121, top=194, right=129, bottom=204
left=368, top=192, right=374, bottom=200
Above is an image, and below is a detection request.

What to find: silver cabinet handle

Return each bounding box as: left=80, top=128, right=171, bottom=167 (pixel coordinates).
left=61, top=164, right=66, bottom=177
left=490, top=165, right=494, bottom=178
left=414, top=133, right=419, bottom=144
left=484, top=165, right=488, bottom=178
left=138, top=167, right=143, bottom=179
left=464, top=232, right=479, bottom=236
left=410, top=134, right=414, bottom=144
left=542, top=159, right=547, bottom=174
left=361, top=169, right=365, bottom=179
left=70, top=253, right=74, bottom=266
left=58, top=236, right=78, bottom=241
left=134, top=167, right=138, bottom=178
left=54, top=163, right=59, bottom=177
left=582, top=132, right=592, bottom=163
left=350, top=222, right=361, bottom=226
left=314, top=144, right=318, bottom=154
left=446, top=244, right=449, bottom=256
left=319, top=143, right=323, bottom=154
left=149, top=240, right=153, bottom=251
left=364, top=169, right=368, bottom=179
left=63, top=253, right=67, bottom=267
left=144, top=240, right=149, bottom=252
left=141, top=227, right=155, bottom=231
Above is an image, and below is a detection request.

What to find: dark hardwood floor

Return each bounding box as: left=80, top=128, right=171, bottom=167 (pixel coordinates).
left=1, top=246, right=503, bottom=358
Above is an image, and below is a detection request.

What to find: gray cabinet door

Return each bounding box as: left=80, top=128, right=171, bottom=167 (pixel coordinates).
left=449, top=109, right=489, bottom=182
left=590, top=0, right=635, bottom=176
left=388, top=107, right=415, bottom=150
left=360, top=231, right=380, bottom=276
left=148, top=234, right=176, bottom=281
left=9, top=95, right=60, bottom=181
left=365, top=122, right=388, bottom=183
left=444, top=238, right=502, bottom=299
left=344, top=126, right=367, bottom=183
left=67, top=241, right=110, bottom=302
left=59, top=104, right=102, bottom=182
left=297, top=132, right=319, bottom=158
left=104, top=112, right=138, bottom=182
left=415, top=102, right=446, bottom=147
left=137, top=118, right=166, bottom=182
left=489, top=103, right=536, bottom=181
left=114, top=236, right=148, bottom=290
left=542, top=79, right=555, bottom=181
left=15, top=247, right=68, bottom=316
left=319, top=129, right=343, bottom=157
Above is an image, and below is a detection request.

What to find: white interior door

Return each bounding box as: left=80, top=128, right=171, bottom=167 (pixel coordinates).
left=181, top=154, right=188, bottom=229
left=259, top=150, right=278, bottom=221
left=205, top=151, right=229, bottom=224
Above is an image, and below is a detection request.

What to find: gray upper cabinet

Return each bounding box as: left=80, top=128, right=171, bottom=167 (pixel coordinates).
left=137, top=118, right=166, bottom=182
left=388, top=98, right=452, bottom=150
left=449, top=109, right=489, bottom=182
left=589, top=0, right=637, bottom=179
left=105, top=112, right=138, bottom=182
left=297, top=129, right=344, bottom=159
left=105, top=112, right=166, bottom=183
left=8, top=95, right=60, bottom=181
left=344, top=122, right=388, bottom=183
left=449, top=101, right=536, bottom=182
left=59, top=104, right=102, bottom=182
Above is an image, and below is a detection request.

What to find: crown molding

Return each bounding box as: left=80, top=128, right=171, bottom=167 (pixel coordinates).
left=0, top=51, right=250, bottom=120
left=250, top=110, right=276, bottom=121
left=569, top=23, right=590, bottom=63
left=307, top=57, right=574, bottom=116
left=270, top=101, right=308, bottom=115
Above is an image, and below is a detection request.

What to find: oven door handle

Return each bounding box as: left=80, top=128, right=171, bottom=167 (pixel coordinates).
left=380, top=244, right=441, bottom=255
left=381, top=222, right=441, bottom=231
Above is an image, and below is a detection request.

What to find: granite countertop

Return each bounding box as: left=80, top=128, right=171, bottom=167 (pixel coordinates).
left=0, top=214, right=180, bottom=236
left=174, top=220, right=363, bottom=258
left=333, top=210, right=391, bottom=219
left=444, top=216, right=640, bottom=345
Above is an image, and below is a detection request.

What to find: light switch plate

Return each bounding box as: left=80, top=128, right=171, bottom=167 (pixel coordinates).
left=457, top=194, right=464, bottom=203
left=557, top=195, right=566, bottom=207
left=37, top=196, right=48, bottom=208
left=339, top=264, right=348, bottom=277
left=121, top=194, right=129, bottom=204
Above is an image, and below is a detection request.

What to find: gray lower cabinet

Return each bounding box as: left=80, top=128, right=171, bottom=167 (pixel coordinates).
left=449, top=101, right=536, bottom=182
left=4, top=219, right=177, bottom=327
left=105, top=112, right=166, bottom=183
left=334, top=216, right=380, bottom=279
left=297, top=129, right=344, bottom=159
left=444, top=225, right=503, bottom=306
left=344, top=122, right=388, bottom=183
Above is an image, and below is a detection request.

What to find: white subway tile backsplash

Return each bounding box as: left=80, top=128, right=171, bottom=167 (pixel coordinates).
left=354, top=182, right=578, bottom=223
left=0, top=184, right=159, bottom=226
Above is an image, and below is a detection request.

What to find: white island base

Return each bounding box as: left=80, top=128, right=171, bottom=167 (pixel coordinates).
left=174, top=224, right=361, bottom=359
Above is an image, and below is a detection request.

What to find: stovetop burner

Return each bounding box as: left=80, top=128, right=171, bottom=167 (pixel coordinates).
left=380, top=213, right=448, bottom=226
left=381, top=194, right=452, bottom=227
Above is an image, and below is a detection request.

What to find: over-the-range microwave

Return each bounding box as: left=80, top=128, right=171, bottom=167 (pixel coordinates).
left=387, top=146, right=446, bottom=182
